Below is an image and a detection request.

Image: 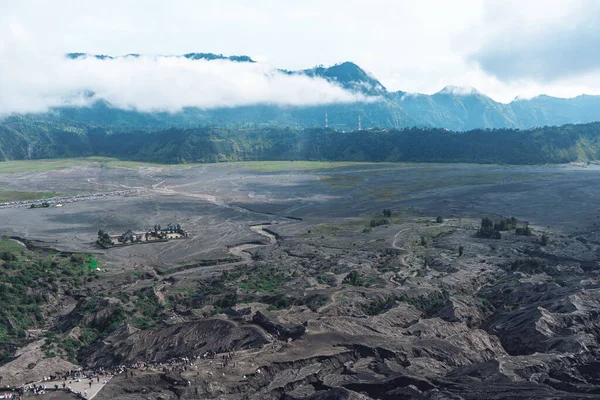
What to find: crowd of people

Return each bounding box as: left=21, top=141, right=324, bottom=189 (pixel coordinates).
left=0, top=367, right=111, bottom=399
left=0, top=341, right=292, bottom=399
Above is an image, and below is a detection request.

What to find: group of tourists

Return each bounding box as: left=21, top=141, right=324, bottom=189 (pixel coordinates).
left=0, top=367, right=112, bottom=399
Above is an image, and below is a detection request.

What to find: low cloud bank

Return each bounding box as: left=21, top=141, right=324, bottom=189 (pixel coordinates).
left=0, top=52, right=373, bottom=116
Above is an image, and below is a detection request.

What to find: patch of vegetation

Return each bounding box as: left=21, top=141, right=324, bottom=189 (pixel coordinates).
left=515, top=225, right=533, bottom=236
left=436, top=216, right=444, bottom=223
left=238, top=269, right=285, bottom=293
left=363, top=295, right=396, bottom=316
left=0, top=238, right=95, bottom=353
left=213, top=293, right=238, bottom=309
left=397, top=289, right=450, bottom=317
left=0, top=189, right=63, bottom=203
left=343, top=270, right=362, bottom=286
left=97, top=229, right=112, bottom=247
left=260, top=295, right=298, bottom=310
left=131, top=287, right=164, bottom=329
left=369, top=218, right=389, bottom=228
left=382, top=209, right=392, bottom=218
left=494, top=217, right=517, bottom=231
left=540, top=234, right=550, bottom=246
left=477, top=217, right=501, bottom=239
left=0, top=157, right=161, bottom=175
left=366, top=290, right=451, bottom=317
left=317, top=274, right=337, bottom=286
left=305, top=295, right=329, bottom=312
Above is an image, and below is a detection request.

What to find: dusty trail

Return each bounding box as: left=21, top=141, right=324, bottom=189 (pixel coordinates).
left=170, top=224, right=278, bottom=277
left=392, top=227, right=411, bottom=251
left=228, top=224, right=277, bottom=261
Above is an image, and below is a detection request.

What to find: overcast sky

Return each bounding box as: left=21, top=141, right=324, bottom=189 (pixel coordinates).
left=2, top=0, right=600, bottom=114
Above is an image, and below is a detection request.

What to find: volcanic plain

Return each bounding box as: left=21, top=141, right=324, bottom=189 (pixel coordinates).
left=1, top=160, right=600, bottom=399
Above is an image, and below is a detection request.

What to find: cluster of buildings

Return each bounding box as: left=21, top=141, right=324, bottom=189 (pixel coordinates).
left=108, top=223, right=189, bottom=246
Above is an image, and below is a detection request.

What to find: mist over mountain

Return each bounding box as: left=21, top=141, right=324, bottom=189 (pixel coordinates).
left=6, top=52, right=600, bottom=132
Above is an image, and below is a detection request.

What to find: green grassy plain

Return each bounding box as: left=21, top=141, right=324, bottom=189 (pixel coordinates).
left=0, top=158, right=381, bottom=175
left=0, top=157, right=163, bottom=174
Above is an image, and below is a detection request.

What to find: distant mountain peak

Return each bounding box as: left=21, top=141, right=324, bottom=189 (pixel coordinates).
left=65, top=52, right=255, bottom=63
left=182, top=53, right=255, bottom=63
left=436, top=85, right=480, bottom=96
left=296, top=61, right=386, bottom=96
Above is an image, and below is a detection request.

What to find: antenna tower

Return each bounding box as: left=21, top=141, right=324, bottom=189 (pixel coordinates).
left=325, top=111, right=328, bottom=128
left=358, top=115, right=362, bottom=131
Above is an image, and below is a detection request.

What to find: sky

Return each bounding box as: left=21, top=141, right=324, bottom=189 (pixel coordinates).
left=2, top=0, right=600, bottom=114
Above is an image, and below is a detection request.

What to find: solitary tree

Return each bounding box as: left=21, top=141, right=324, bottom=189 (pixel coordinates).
left=458, top=246, right=464, bottom=257
left=436, top=216, right=444, bottom=223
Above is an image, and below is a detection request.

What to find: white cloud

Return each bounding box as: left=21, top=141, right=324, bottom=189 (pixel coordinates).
left=469, top=0, right=600, bottom=82
left=0, top=49, right=373, bottom=116
left=2, top=0, right=600, bottom=106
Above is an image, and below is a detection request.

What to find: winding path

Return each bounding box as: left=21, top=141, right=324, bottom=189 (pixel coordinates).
left=170, top=224, right=278, bottom=277
left=228, top=224, right=277, bottom=262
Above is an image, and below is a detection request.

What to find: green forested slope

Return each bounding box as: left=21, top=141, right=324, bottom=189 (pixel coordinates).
left=3, top=117, right=600, bottom=165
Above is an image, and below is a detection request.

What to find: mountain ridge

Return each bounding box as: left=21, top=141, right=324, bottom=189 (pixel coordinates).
left=8, top=53, right=600, bottom=131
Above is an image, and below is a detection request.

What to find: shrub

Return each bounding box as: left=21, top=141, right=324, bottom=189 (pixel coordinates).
left=515, top=225, right=532, bottom=236
left=343, top=270, right=362, bottom=286
left=477, top=217, right=501, bottom=239
left=363, top=295, right=396, bottom=316
left=370, top=218, right=389, bottom=228
left=494, top=217, right=517, bottom=231
left=1, top=252, right=17, bottom=262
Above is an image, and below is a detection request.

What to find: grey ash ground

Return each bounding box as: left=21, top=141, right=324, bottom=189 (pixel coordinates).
left=2, top=161, right=600, bottom=399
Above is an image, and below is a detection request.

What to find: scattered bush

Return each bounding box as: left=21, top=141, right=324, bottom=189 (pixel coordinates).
left=363, top=295, right=396, bottom=316
left=343, top=270, right=362, bottom=286
left=397, top=289, right=450, bottom=317
left=436, top=216, right=444, bottom=223
left=370, top=218, right=389, bottom=228
left=238, top=270, right=284, bottom=293
left=494, top=217, right=517, bottom=231
left=0, top=251, right=17, bottom=262
left=515, top=225, right=533, bottom=236
left=477, top=217, right=501, bottom=239
left=213, top=293, right=238, bottom=308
